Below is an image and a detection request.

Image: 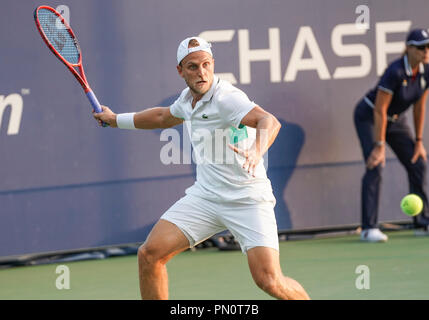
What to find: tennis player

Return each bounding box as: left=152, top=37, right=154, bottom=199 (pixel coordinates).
left=93, top=37, right=310, bottom=300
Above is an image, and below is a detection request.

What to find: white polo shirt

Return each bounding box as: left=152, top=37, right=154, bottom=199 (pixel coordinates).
left=170, top=76, right=276, bottom=204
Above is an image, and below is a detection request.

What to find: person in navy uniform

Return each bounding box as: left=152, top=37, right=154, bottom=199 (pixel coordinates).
left=354, top=29, right=429, bottom=242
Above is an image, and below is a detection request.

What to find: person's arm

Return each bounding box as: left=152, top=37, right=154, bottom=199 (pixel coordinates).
left=229, top=105, right=281, bottom=176
left=367, top=89, right=392, bottom=169
left=93, top=106, right=183, bottom=129
left=411, top=89, right=428, bottom=163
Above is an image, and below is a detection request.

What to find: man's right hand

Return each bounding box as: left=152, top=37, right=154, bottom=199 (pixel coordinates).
left=93, top=106, right=117, bottom=128
left=366, top=144, right=386, bottom=169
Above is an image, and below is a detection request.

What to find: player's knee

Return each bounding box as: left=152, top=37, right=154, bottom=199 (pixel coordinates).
left=137, top=245, right=149, bottom=265
left=138, top=244, right=162, bottom=268
left=253, top=270, right=279, bottom=294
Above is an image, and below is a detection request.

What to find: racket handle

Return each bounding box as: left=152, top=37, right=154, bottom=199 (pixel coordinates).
left=86, top=90, right=108, bottom=127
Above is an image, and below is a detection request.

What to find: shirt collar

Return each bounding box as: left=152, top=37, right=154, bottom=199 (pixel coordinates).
left=404, top=54, right=424, bottom=77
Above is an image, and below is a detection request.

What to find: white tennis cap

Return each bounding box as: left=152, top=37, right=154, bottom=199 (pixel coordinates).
left=177, top=37, right=212, bottom=65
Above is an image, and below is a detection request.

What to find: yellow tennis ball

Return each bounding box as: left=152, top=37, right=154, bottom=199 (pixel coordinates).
left=400, top=194, right=423, bottom=216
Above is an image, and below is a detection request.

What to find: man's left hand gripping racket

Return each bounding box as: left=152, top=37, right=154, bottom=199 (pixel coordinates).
left=34, top=5, right=107, bottom=126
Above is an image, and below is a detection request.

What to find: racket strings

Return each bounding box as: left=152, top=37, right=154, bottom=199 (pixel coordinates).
left=37, top=9, right=80, bottom=65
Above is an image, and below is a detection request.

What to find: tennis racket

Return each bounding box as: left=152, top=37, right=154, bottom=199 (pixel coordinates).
left=34, top=5, right=107, bottom=126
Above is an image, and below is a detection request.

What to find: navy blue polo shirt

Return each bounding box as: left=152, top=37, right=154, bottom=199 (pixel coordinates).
left=364, top=55, right=429, bottom=116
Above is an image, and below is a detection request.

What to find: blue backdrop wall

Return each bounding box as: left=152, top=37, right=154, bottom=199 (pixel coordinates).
left=1, top=0, right=428, bottom=257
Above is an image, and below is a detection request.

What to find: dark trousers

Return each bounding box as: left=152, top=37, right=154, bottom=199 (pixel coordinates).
left=354, top=99, right=429, bottom=229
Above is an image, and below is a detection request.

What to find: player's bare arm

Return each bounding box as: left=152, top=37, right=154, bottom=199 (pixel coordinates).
left=93, top=106, right=183, bottom=129
left=229, top=105, right=281, bottom=176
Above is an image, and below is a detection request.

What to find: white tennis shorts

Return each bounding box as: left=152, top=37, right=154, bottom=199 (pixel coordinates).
left=160, top=194, right=279, bottom=254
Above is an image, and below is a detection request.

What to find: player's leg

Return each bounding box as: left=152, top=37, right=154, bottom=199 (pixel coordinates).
left=139, top=194, right=226, bottom=299
left=247, top=246, right=310, bottom=300
left=219, top=200, right=309, bottom=299
left=138, top=219, right=190, bottom=300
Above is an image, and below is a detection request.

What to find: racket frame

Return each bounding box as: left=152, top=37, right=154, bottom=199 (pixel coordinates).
left=34, top=5, right=105, bottom=125
left=34, top=5, right=92, bottom=93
